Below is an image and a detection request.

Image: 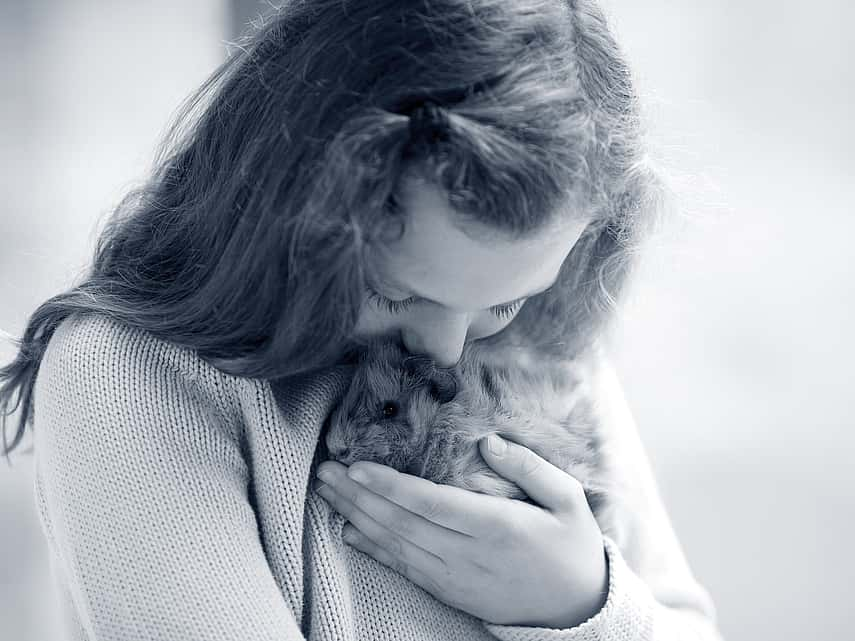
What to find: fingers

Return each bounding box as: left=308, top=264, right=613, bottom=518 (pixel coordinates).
left=344, top=460, right=515, bottom=537
left=479, top=435, right=586, bottom=515
left=315, top=462, right=470, bottom=561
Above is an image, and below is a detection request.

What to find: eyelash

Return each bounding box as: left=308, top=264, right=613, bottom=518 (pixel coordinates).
left=365, top=288, right=417, bottom=314
left=365, top=287, right=526, bottom=319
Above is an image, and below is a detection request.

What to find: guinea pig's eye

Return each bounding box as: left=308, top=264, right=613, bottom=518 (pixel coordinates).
left=381, top=401, right=399, bottom=419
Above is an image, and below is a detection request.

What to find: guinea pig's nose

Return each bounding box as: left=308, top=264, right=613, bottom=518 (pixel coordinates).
left=327, top=442, right=351, bottom=462
left=428, top=369, right=458, bottom=404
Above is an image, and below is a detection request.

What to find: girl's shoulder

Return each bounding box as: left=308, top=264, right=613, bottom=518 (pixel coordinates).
left=39, top=312, right=251, bottom=433
left=46, top=312, right=233, bottom=383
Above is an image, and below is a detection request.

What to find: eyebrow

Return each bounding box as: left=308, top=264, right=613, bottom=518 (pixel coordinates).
left=375, top=274, right=559, bottom=309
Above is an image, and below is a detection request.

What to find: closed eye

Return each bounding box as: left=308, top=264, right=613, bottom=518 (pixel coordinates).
left=365, top=288, right=418, bottom=314
left=490, top=298, right=526, bottom=319
left=365, top=286, right=528, bottom=319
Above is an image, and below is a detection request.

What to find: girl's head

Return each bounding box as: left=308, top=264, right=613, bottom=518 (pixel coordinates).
left=1, top=0, right=666, bottom=458
left=354, top=167, right=592, bottom=367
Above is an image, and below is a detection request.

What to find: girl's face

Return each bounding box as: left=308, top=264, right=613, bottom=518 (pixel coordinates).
left=353, top=173, right=591, bottom=367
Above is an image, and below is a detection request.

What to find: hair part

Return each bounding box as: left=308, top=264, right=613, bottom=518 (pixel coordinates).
left=1, top=0, right=667, bottom=460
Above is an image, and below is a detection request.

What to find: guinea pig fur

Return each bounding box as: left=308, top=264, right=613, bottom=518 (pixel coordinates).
left=324, top=337, right=618, bottom=525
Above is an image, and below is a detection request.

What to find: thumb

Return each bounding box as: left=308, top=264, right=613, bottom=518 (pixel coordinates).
left=479, top=433, right=581, bottom=513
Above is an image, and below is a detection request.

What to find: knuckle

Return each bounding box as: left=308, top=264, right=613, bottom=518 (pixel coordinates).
left=341, top=492, right=362, bottom=513
left=391, top=555, right=409, bottom=577
left=429, top=563, right=462, bottom=603
left=517, top=451, right=544, bottom=479
left=554, top=477, right=589, bottom=515
left=346, top=486, right=367, bottom=511
left=425, top=573, right=450, bottom=600
left=564, top=475, right=587, bottom=503
left=419, top=497, right=445, bottom=521
left=393, top=516, right=415, bottom=541
left=386, top=533, right=406, bottom=559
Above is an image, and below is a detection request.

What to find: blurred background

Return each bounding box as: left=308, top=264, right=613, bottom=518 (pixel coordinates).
left=1, top=1, right=852, bottom=639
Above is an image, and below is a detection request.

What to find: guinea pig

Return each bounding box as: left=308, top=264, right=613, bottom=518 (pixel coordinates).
left=324, top=337, right=616, bottom=523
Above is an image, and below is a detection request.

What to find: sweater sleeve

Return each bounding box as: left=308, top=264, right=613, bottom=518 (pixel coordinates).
left=482, top=355, right=726, bottom=641
left=32, top=314, right=308, bottom=641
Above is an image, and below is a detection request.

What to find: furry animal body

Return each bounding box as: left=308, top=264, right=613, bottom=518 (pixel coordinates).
left=324, top=337, right=616, bottom=523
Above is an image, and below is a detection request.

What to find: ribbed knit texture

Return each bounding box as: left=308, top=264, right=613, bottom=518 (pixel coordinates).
left=32, top=313, right=725, bottom=640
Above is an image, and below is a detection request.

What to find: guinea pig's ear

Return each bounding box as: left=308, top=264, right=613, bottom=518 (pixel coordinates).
left=429, top=369, right=458, bottom=404
left=403, top=355, right=434, bottom=380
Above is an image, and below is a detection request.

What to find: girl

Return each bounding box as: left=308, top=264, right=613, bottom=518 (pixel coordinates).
left=1, top=1, right=725, bottom=639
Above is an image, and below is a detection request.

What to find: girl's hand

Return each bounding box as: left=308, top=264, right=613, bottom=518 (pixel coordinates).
left=314, top=434, right=609, bottom=629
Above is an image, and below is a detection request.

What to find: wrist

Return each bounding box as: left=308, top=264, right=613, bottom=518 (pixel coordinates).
left=539, top=546, right=610, bottom=629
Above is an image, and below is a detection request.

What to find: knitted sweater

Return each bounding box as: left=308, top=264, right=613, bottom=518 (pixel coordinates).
left=32, top=313, right=724, bottom=641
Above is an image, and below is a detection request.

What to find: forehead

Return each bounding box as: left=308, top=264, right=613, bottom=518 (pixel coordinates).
left=370, top=175, right=589, bottom=311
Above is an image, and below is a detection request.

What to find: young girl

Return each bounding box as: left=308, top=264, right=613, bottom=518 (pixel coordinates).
left=1, top=1, right=725, bottom=639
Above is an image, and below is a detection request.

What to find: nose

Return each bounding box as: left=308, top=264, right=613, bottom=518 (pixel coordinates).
left=328, top=443, right=351, bottom=462
left=324, top=433, right=352, bottom=463
left=400, top=313, right=469, bottom=367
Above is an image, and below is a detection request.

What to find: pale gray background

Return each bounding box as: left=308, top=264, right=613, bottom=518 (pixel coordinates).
left=1, top=2, right=853, bottom=640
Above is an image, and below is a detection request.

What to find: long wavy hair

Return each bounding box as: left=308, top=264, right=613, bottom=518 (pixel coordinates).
left=1, top=0, right=668, bottom=459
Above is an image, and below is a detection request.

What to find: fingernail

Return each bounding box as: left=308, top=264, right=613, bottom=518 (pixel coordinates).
left=487, top=433, right=506, bottom=456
